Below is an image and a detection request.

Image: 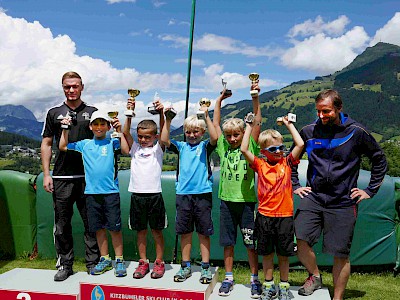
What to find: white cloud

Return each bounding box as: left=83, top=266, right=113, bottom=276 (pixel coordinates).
left=282, top=17, right=370, bottom=74
left=159, top=33, right=283, bottom=58
left=0, top=7, right=7, bottom=13
left=0, top=12, right=187, bottom=122
left=152, top=0, right=167, bottom=8
left=287, top=15, right=350, bottom=38
left=175, top=58, right=205, bottom=66
left=370, top=12, right=400, bottom=47
left=106, top=0, right=136, bottom=4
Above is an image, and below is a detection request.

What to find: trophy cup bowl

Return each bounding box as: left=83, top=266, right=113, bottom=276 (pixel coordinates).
left=220, top=78, right=232, bottom=97
left=60, top=111, right=71, bottom=130
left=244, top=112, right=255, bottom=124
left=276, top=117, right=284, bottom=126
left=126, top=89, right=140, bottom=117
left=249, top=73, right=260, bottom=97
left=164, top=107, right=177, bottom=120
left=288, top=113, right=297, bottom=123
left=197, top=98, right=211, bottom=120
left=107, top=111, right=122, bottom=138
left=148, top=92, right=161, bottom=115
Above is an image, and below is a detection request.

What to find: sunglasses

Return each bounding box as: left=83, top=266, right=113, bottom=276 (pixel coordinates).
left=264, top=144, right=286, bottom=153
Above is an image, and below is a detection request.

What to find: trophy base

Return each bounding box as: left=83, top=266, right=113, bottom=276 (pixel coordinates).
left=250, top=90, right=259, bottom=97
left=148, top=107, right=160, bottom=115
left=110, top=132, right=122, bottom=139
left=197, top=111, right=206, bottom=120
left=61, top=124, right=71, bottom=130
left=164, top=109, right=177, bottom=120
left=220, top=90, right=232, bottom=96
left=124, top=110, right=135, bottom=118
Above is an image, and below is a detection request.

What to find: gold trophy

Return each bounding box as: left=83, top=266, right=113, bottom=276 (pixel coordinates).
left=148, top=92, right=161, bottom=115
left=197, top=97, right=211, bottom=120
left=107, top=111, right=122, bottom=138
left=249, top=73, right=259, bottom=97
left=126, top=89, right=139, bottom=117
left=220, top=78, right=232, bottom=96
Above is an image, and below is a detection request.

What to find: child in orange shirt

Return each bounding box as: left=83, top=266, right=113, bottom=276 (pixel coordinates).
left=241, top=113, right=304, bottom=300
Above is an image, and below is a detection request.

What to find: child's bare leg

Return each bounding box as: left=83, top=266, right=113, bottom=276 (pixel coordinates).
left=198, top=233, right=210, bottom=263
left=151, top=229, right=164, bottom=261
left=109, top=230, right=123, bottom=257
left=96, top=229, right=109, bottom=256
left=277, top=255, right=289, bottom=282
left=137, top=229, right=148, bottom=260
left=181, top=232, right=193, bottom=261
left=262, top=253, right=275, bottom=280
left=224, top=246, right=234, bottom=272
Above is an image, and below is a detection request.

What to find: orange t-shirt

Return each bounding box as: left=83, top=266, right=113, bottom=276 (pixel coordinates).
left=250, top=153, right=299, bottom=217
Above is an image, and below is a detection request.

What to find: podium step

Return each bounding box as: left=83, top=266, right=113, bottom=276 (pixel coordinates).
left=209, top=282, right=331, bottom=299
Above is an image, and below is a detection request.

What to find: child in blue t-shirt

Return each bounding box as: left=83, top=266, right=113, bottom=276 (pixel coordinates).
left=59, top=110, right=129, bottom=277
left=160, top=105, right=218, bottom=284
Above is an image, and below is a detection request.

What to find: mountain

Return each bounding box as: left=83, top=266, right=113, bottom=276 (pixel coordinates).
left=1, top=42, right=399, bottom=142
left=171, top=42, right=400, bottom=142
left=0, top=105, right=43, bottom=141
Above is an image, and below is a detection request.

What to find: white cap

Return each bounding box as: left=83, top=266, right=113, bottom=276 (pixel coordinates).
left=90, top=110, right=111, bottom=124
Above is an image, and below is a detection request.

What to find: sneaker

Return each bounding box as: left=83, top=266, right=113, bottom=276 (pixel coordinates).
left=278, top=282, right=290, bottom=300
left=54, top=266, right=73, bottom=281
left=174, top=263, right=192, bottom=282
left=151, top=259, right=165, bottom=279
left=91, top=257, right=113, bottom=275
left=251, top=279, right=262, bottom=298
left=261, top=282, right=277, bottom=300
left=218, top=279, right=234, bottom=296
left=114, top=258, right=127, bottom=277
left=298, top=274, right=322, bottom=296
left=133, top=259, right=150, bottom=279
left=199, top=266, right=212, bottom=284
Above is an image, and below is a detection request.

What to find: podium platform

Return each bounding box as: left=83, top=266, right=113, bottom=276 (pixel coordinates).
left=0, top=263, right=331, bottom=300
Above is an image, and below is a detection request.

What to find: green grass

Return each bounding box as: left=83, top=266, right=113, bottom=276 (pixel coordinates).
left=1, top=258, right=399, bottom=299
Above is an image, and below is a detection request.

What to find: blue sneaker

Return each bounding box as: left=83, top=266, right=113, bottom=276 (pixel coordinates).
left=278, top=282, right=290, bottom=300
left=261, top=282, right=277, bottom=300
left=114, top=258, right=127, bottom=277
left=251, top=279, right=262, bottom=298
left=174, top=263, right=192, bottom=282
left=199, top=267, right=212, bottom=284
left=218, top=279, right=234, bottom=296
left=91, top=257, right=113, bottom=275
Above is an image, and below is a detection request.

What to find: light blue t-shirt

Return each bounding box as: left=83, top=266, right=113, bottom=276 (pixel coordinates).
left=169, top=139, right=216, bottom=195
left=67, top=138, right=121, bottom=194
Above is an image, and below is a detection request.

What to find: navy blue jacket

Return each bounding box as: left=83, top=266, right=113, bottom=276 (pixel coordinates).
left=292, top=113, right=387, bottom=207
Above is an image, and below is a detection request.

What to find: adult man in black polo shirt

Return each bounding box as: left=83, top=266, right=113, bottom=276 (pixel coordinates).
left=41, top=71, right=100, bottom=281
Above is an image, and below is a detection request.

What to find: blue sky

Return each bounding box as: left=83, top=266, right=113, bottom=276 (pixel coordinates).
left=0, top=0, right=399, bottom=126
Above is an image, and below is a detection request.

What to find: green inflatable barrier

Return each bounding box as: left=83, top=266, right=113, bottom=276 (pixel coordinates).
left=0, top=170, right=36, bottom=258
left=35, top=160, right=397, bottom=266
left=393, top=178, right=400, bottom=275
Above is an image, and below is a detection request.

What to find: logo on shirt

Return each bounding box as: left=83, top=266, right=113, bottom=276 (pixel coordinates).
left=196, top=147, right=201, bottom=157
left=82, top=112, right=90, bottom=120
left=101, top=146, right=108, bottom=156
left=139, top=153, right=151, bottom=158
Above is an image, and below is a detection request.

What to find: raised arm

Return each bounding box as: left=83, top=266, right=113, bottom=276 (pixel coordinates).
left=113, top=118, right=130, bottom=155
left=154, top=100, right=165, bottom=151
left=203, top=106, right=218, bottom=146
left=123, top=98, right=135, bottom=149
left=160, top=109, right=173, bottom=148
left=240, top=118, right=255, bottom=164
left=59, top=129, right=69, bottom=152
left=213, top=89, right=232, bottom=138
left=283, top=115, right=304, bottom=160
left=251, top=81, right=262, bottom=142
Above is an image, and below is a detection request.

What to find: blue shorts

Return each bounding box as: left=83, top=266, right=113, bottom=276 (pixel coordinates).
left=294, top=197, right=357, bottom=258
left=175, top=193, right=214, bottom=236
left=129, top=193, right=167, bottom=231
left=219, top=200, right=256, bottom=249
left=86, top=193, right=121, bottom=233
left=254, top=213, right=296, bottom=257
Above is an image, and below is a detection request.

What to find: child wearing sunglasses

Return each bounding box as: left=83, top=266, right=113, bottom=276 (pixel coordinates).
left=241, top=114, right=304, bottom=300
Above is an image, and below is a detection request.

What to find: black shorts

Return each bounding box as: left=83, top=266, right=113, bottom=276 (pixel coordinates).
left=86, top=193, right=121, bottom=233
left=294, top=197, right=357, bottom=258
left=254, top=212, right=296, bottom=257
left=175, top=193, right=214, bottom=236
left=219, top=200, right=256, bottom=249
left=129, top=193, right=167, bottom=231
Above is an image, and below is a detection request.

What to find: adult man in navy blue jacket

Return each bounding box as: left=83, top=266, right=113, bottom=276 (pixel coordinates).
left=292, top=89, right=387, bottom=300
